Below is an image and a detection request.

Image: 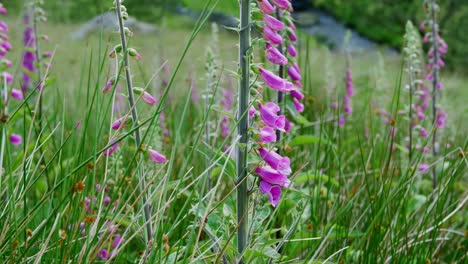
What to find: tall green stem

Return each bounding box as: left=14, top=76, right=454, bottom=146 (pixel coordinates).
left=237, top=0, right=251, bottom=262
left=115, top=1, right=152, bottom=244
left=430, top=0, right=439, bottom=190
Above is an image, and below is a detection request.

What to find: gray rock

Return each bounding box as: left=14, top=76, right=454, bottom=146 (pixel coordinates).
left=70, top=12, right=157, bottom=40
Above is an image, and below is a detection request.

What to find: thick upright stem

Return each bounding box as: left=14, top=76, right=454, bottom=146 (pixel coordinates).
left=275, top=9, right=284, bottom=145
left=115, top=1, right=152, bottom=244
left=430, top=0, right=439, bottom=189
left=236, top=0, right=251, bottom=262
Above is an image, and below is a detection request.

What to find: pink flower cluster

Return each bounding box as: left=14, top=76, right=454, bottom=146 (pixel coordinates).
left=0, top=4, right=23, bottom=146
left=337, top=65, right=355, bottom=127
left=252, top=0, right=302, bottom=206
left=220, top=80, right=235, bottom=139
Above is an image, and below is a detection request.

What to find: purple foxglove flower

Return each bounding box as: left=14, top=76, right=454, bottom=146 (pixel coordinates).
left=221, top=117, right=229, bottom=138
left=418, top=164, right=430, bottom=173
left=258, top=102, right=285, bottom=131
left=98, top=249, right=109, bottom=260
left=259, top=147, right=291, bottom=175
left=287, top=43, right=297, bottom=57
left=436, top=82, right=443, bottom=90
left=148, top=148, right=167, bottom=163
left=11, top=89, right=24, bottom=101
left=10, top=134, right=22, bottom=145
left=263, top=26, right=283, bottom=45
left=271, top=0, right=289, bottom=10
left=258, top=126, right=276, bottom=143
left=257, top=0, right=275, bottom=14
left=436, top=110, right=448, bottom=128
left=331, top=102, right=338, bottom=109
left=263, top=15, right=284, bottom=31
left=290, top=89, right=304, bottom=100
left=288, top=29, right=297, bottom=41
left=1, top=41, right=11, bottom=51
left=0, top=6, right=6, bottom=15
left=287, top=65, right=301, bottom=81
left=22, top=51, right=36, bottom=72
left=423, top=147, right=430, bottom=154
left=259, top=180, right=281, bottom=207
left=142, top=91, right=157, bottom=105
left=420, top=127, right=428, bottom=137
left=111, top=117, right=127, bottom=130
left=102, top=78, right=115, bottom=93
left=345, top=67, right=354, bottom=96
left=338, top=115, right=345, bottom=127
left=249, top=105, right=257, bottom=118
left=284, top=118, right=292, bottom=133
left=103, top=141, right=119, bottom=156
left=293, top=97, right=304, bottom=113
left=259, top=67, right=294, bottom=92
left=265, top=43, right=288, bottom=65
left=255, top=166, right=290, bottom=187
left=113, top=235, right=122, bottom=248
left=0, top=21, right=8, bottom=32
left=104, top=196, right=111, bottom=206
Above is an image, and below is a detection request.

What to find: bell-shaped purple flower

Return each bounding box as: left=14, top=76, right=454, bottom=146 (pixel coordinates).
left=148, top=148, right=167, bottom=163
left=258, top=126, right=276, bottom=143
left=257, top=0, right=275, bottom=14
left=11, top=89, right=24, bottom=101
left=111, top=117, right=127, bottom=130
left=10, top=134, right=22, bottom=145
left=293, top=97, right=304, bottom=113
left=263, top=15, right=284, bottom=31
left=259, top=67, right=294, bottom=92
left=271, top=0, right=289, bottom=10
left=259, top=147, right=291, bottom=175
left=265, top=43, right=287, bottom=65
left=287, top=64, right=301, bottom=81
left=255, top=166, right=290, bottom=187
left=259, top=181, right=281, bottom=207
left=263, top=26, right=282, bottom=45
left=258, top=102, right=285, bottom=131
left=287, top=43, right=297, bottom=57
left=142, top=91, right=157, bottom=105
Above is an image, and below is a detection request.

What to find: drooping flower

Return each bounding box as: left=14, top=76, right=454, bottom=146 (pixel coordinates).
left=258, top=102, right=286, bottom=131
left=287, top=43, right=297, bottom=57
left=103, top=141, right=119, bottom=156
left=259, top=147, right=291, bottom=175
left=263, top=26, right=282, bottom=45
left=258, top=67, right=294, bottom=92
left=254, top=166, right=290, bottom=187
left=258, top=126, right=276, bottom=143
left=259, top=181, right=281, bottom=207
left=271, top=0, right=289, bottom=10
left=257, top=0, right=275, bottom=14
left=11, top=89, right=24, bottom=101
left=287, top=64, right=301, bottom=81
left=293, top=97, right=304, bottom=113
left=265, top=43, right=288, bottom=65
left=142, top=91, right=157, bottom=105
left=111, top=117, right=127, bottom=130
left=148, top=148, right=167, bottom=163
left=418, top=163, right=430, bottom=173
left=10, top=134, right=22, bottom=145
left=263, top=15, right=284, bottom=31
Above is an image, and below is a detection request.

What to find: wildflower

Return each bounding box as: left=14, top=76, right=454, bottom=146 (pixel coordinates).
left=98, top=249, right=109, bottom=260
left=290, top=89, right=304, bottom=100
left=148, top=148, right=167, bottom=163
left=257, top=0, right=275, bottom=14
left=111, top=117, right=127, bottom=130
left=142, top=91, right=157, bottom=105
left=338, top=115, right=345, bottom=127
left=258, top=102, right=286, bottom=131
left=418, top=163, right=430, bottom=173
left=420, top=127, right=428, bottom=137
left=112, top=235, right=122, bottom=248
left=263, top=26, right=282, bottom=45
left=254, top=166, right=290, bottom=188
left=102, top=78, right=115, bottom=93
left=263, top=15, right=284, bottom=31
left=287, top=43, right=297, bottom=57
left=259, top=147, right=291, bottom=175
left=128, top=48, right=142, bottom=60
left=258, top=67, right=294, bottom=92
left=258, top=126, right=276, bottom=143
left=103, top=196, right=111, bottom=206
left=11, top=89, right=24, bottom=101
left=271, top=0, right=289, bottom=10
left=103, top=141, right=119, bottom=156
left=249, top=105, right=257, bottom=118
left=293, top=97, right=304, bottom=113
left=10, top=134, right=22, bottom=145
left=73, top=181, right=85, bottom=193
left=259, top=181, right=281, bottom=207
left=287, top=64, right=301, bottom=81
left=265, top=43, right=288, bottom=65
left=3, top=71, right=12, bottom=83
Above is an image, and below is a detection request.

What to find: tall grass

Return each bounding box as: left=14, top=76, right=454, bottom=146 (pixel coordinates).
left=0, top=0, right=466, bottom=263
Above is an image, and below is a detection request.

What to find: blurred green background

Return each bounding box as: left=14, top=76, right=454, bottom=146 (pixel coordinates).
left=6, top=0, right=467, bottom=70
